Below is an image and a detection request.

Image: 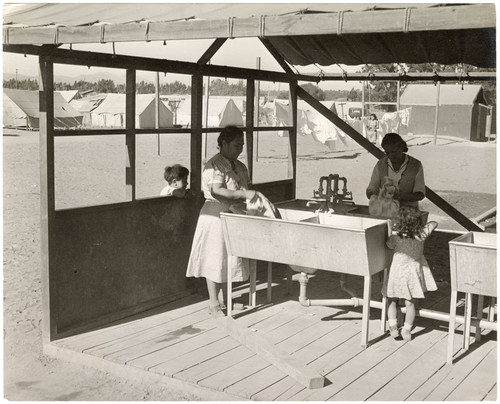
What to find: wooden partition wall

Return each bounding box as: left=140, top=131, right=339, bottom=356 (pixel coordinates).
left=36, top=50, right=297, bottom=341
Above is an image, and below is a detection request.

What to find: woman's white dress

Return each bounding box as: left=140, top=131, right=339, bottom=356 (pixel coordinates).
left=186, top=153, right=249, bottom=283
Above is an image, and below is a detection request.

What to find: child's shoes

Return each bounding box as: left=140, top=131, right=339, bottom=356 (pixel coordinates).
left=401, top=327, right=412, bottom=341
left=388, top=325, right=400, bottom=339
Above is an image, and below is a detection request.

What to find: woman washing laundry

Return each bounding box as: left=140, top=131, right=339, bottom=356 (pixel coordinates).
left=186, top=126, right=278, bottom=317
left=366, top=133, right=426, bottom=209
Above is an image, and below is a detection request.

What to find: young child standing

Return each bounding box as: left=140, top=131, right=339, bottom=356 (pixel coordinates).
left=383, top=206, right=438, bottom=341
left=160, top=164, right=189, bottom=197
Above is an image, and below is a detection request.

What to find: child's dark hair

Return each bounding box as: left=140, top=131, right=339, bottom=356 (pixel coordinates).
left=164, top=164, right=189, bottom=184
left=393, top=206, right=424, bottom=238
left=217, top=125, right=244, bottom=149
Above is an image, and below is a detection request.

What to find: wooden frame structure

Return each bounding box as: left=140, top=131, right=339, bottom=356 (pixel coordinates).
left=3, top=3, right=495, bottom=343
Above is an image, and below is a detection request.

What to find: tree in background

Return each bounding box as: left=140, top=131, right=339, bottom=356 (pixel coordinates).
left=3, top=78, right=38, bottom=90
left=300, top=83, right=326, bottom=101
left=358, top=63, right=496, bottom=110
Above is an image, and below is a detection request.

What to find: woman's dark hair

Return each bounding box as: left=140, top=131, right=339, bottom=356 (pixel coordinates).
left=370, top=113, right=378, bottom=120
left=381, top=132, right=408, bottom=153
left=164, top=164, right=189, bottom=183
left=217, top=125, right=244, bottom=149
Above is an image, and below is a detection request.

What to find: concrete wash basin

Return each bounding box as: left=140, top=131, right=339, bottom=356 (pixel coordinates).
left=220, top=211, right=390, bottom=347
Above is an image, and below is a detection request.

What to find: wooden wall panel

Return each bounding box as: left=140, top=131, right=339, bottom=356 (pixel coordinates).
left=52, top=197, right=203, bottom=338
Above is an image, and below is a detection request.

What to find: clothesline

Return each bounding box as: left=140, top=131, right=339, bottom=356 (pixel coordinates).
left=263, top=99, right=413, bottom=151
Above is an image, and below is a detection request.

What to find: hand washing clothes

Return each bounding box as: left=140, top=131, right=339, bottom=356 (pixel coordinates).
left=186, top=153, right=250, bottom=283
left=383, top=222, right=438, bottom=300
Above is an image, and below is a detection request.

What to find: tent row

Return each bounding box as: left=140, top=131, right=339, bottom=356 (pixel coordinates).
left=3, top=85, right=491, bottom=141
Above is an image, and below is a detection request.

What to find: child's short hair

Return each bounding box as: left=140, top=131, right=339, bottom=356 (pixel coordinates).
left=394, top=206, right=424, bottom=238
left=164, top=164, right=189, bottom=184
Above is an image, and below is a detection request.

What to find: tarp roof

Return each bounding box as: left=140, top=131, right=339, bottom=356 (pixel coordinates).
left=3, top=3, right=495, bottom=68
left=70, top=94, right=106, bottom=114
left=400, top=84, right=485, bottom=106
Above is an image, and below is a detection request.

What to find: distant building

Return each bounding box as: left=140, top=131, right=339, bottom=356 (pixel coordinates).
left=400, top=84, right=491, bottom=141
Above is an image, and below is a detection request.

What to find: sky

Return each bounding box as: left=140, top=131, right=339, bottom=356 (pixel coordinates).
left=1, top=2, right=367, bottom=92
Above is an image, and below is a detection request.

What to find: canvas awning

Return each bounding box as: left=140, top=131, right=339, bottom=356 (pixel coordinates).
left=3, top=3, right=496, bottom=68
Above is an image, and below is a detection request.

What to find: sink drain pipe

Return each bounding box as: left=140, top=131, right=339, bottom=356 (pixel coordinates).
left=297, top=273, right=497, bottom=332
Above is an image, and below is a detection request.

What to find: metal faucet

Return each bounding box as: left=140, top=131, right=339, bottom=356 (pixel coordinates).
left=307, top=173, right=354, bottom=212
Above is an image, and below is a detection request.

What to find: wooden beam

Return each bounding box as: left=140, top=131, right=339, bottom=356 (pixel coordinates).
left=312, top=72, right=497, bottom=82
left=259, top=37, right=296, bottom=78
left=39, top=56, right=56, bottom=343
left=297, top=85, right=484, bottom=232
left=3, top=44, right=316, bottom=83
left=3, top=4, right=495, bottom=45
left=424, top=189, right=483, bottom=232
left=4, top=45, right=496, bottom=83
left=218, top=317, right=325, bottom=389
left=197, top=38, right=227, bottom=65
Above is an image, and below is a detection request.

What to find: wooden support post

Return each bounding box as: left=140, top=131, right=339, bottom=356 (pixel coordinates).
left=155, top=71, right=160, bottom=155
left=39, top=56, right=56, bottom=343
left=288, top=83, right=298, bottom=190
left=433, top=81, right=441, bottom=144
left=218, top=317, right=325, bottom=389
left=246, top=79, right=255, bottom=181
left=190, top=75, right=203, bottom=194
left=125, top=69, right=136, bottom=201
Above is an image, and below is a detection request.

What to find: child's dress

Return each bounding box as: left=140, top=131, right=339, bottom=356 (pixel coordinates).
left=383, top=222, right=438, bottom=300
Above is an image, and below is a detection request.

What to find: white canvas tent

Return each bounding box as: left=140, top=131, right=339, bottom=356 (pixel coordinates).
left=3, top=88, right=83, bottom=129
left=175, top=97, right=244, bottom=127
left=3, top=91, right=28, bottom=128
left=57, top=90, right=79, bottom=103
left=70, top=94, right=107, bottom=128
left=90, top=93, right=174, bottom=129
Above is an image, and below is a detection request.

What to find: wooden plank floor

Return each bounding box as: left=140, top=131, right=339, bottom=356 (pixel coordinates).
left=48, top=269, right=497, bottom=401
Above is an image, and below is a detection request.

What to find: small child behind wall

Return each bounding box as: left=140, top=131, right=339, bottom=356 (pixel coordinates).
left=160, top=164, right=189, bottom=198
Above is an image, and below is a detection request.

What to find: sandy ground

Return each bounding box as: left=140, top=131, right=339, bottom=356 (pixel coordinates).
left=2, top=128, right=496, bottom=400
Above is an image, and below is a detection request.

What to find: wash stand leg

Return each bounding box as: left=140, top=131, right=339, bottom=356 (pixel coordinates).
left=227, top=257, right=233, bottom=317
left=476, top=295, right=484, bottom=342
left=447, top=290, right=458, bottom=364
left=249, top=259, right=257, bottom=307
left=380, top=268, right=388, bottom=332
left=286, top=266, right=293, bottom=296
left=361, top=275, right=372, bottom=348
left=463, top=292, right=472, bottom=351
left=267, top=262, right=272, bottom=303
